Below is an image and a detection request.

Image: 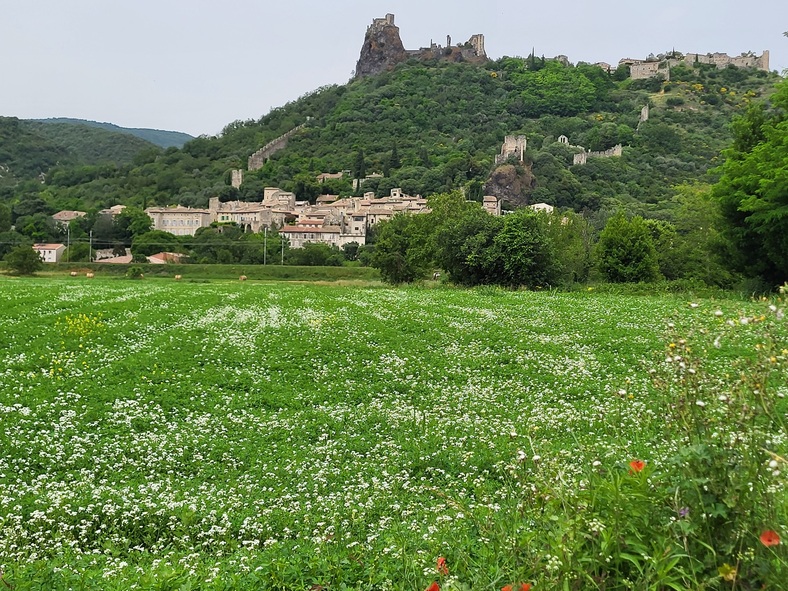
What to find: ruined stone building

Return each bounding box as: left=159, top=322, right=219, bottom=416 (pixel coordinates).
left=573, top=144, right=623, bottom=166
left=483, top=196, right=501, bottom=216
left=621, top=50, right=770, bottom=80
left=355, top=14, right=487, bottom=79
left=495, top=135, right=527, bottom=165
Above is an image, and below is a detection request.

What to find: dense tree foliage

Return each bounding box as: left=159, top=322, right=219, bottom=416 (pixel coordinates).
left=596, top=212, right=660, bottom=283
left=372, top=192, right=561, bottom=288
left=713, top=79, right=788, bottom=284
left=370, top=214, right=433, bottom=284
left=0, top=117, right=159, bottom=184
left=2, top=58, right=778, bottom=224
left=3, top=245, right=43, bottom=275
left=1, top=56, right=782, bottom=285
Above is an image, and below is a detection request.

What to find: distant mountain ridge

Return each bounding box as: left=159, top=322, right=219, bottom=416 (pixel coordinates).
left=33, top=118, right=193, bottom=149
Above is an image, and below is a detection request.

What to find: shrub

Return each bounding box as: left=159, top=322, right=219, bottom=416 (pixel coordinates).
left=596, top=212, right=660, bottom=282
left=125, top=266, right=144, bottom=279
left=3, top=245, right=43, bottom=275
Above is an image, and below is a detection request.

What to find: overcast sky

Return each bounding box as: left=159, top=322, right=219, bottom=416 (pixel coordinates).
left=2, top=0, right=786, bottom=137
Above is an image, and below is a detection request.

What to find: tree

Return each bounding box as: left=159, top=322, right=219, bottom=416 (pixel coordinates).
left=63, top=243, right=91, bottom=262
left=0, top=204, right=11, bottom=233
left=353, top=150, right=366, bottom=180
left=131, top=230, right=181, bottom=257
left=4, top=245, right=43, bottom=275
left=644, top=219, right=680, bottom=280
left=114, top=207, right=152, bottom=242
left=14, top=213, right=61, bottom=243
left=12, top=195, right=50, bottom=221
left=0, top=231, right=29, bottom=258
left=544, top=210, right=594, bottom=284
left=371, top=214, right=432, bottom=284
left=669, top=184, right=735, bottom=287
left=390, top=145, right=401, bottom=170
left=488, top=210, right=561, bottom=288
left=287, top=242, right=344, bottom=266
left=342, top=241, right=360, bottom=261
left=431, top=199, right=503, bottom=286
left=713, top=79, right=788, bottom=283
left=596, top=212, right=660, bottom=283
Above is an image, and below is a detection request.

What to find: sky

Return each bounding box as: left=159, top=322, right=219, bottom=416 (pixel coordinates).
left=2, top=0, right=786, bottom=137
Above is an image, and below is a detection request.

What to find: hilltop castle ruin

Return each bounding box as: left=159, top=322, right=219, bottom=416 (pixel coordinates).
left=355, top=14, right=487, bottom=79
left=620, top=50, right=770, bottom=80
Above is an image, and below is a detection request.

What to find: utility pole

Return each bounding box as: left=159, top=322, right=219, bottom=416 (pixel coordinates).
left=89, top=230, right=93, bottom=262
left=263, top=227, right=267, bottom=265
left=66, top=224, right=70, bottom=263
left=281, top=239, right=284, bottom=265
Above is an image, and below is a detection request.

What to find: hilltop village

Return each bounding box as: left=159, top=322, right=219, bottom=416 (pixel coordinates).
left=23, top=13, right=775, bottom=263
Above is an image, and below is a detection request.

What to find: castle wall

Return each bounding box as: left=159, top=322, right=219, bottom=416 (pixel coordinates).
left=573, top=145, right=622, bottom=166
left=248, top=122, right=307, bottom=171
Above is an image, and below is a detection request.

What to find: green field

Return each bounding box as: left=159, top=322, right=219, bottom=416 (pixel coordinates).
left=0, top=278, right=785, bottom=590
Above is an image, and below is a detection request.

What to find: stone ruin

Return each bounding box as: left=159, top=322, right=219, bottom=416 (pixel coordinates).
left=355, top=14, right=487, bottom=79
left=556, top=135, right=624, bottom=166
left=248, top=121, right=309, bottom=171
left=495, top=135, right=527, bottom=165
left=573, top=144, right=623, bottom=166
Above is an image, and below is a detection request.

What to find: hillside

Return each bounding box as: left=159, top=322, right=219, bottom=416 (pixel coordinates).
left=1, top=57, right=781, bottom=219
left=34, top=118, right=194, bottom=149
left=0, top=117, right=69, bottom=184
left=0, top=117, right=160, bottom=186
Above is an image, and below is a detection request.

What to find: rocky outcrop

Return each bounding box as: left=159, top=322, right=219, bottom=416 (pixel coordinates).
left=355, top=15, right=487, bottom=79
left=483, top=164, right=536, bottom=208
left=355, top=14, right=407, bottom=79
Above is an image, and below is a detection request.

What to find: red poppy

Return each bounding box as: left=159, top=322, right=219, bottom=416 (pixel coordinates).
left=425, top=583, right=440, bottom=591
left=436, top=556, right=448, bottom=575
left=519, top=584, right=532, bottom=591
left=760, top=530, right=781, bottom=547
left=629, top=460, right=645, bottom=473
left=501, top=586, right=513, bottom=591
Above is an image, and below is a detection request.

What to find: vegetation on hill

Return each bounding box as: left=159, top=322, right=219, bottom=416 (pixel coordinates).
left=0, top=116, right=159, bottom=184
left=3, top=57, right=779, bottom=212
left=25, top=121, right=157, bottom=166
left=35, top=118, right=194, bottom=149
left=1, top=56, right=784, bottom=285
left=713, top=79, right=788, bottom=284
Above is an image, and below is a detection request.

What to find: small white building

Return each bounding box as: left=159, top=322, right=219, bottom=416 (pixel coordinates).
left=529, top=203, right=555, bottom=214
left=32, top=243, right=66, bottom=263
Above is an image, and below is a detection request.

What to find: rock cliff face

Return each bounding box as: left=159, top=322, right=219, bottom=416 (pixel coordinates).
left=484, top=164, right=536, bottom=208
left=355, top=18, right=407, bottom=79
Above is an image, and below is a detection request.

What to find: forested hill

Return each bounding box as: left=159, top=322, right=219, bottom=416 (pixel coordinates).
left=0, top=117, right=159, bottom=184
left=34, top=118, right=194, bottom=149
left=2, top=57, right=781, bottom=219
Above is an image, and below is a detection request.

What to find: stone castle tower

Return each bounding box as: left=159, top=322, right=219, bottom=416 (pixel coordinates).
left=355, top=14, right=488, bottom=79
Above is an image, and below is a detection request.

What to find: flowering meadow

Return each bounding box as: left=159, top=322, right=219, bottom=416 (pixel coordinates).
left=0, top=277, right=785, bottom=590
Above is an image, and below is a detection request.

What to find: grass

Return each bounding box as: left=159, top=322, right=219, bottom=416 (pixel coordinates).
left=0, top=262, right=382, bottom=282
left=0, top=278, right=784, bottom=590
